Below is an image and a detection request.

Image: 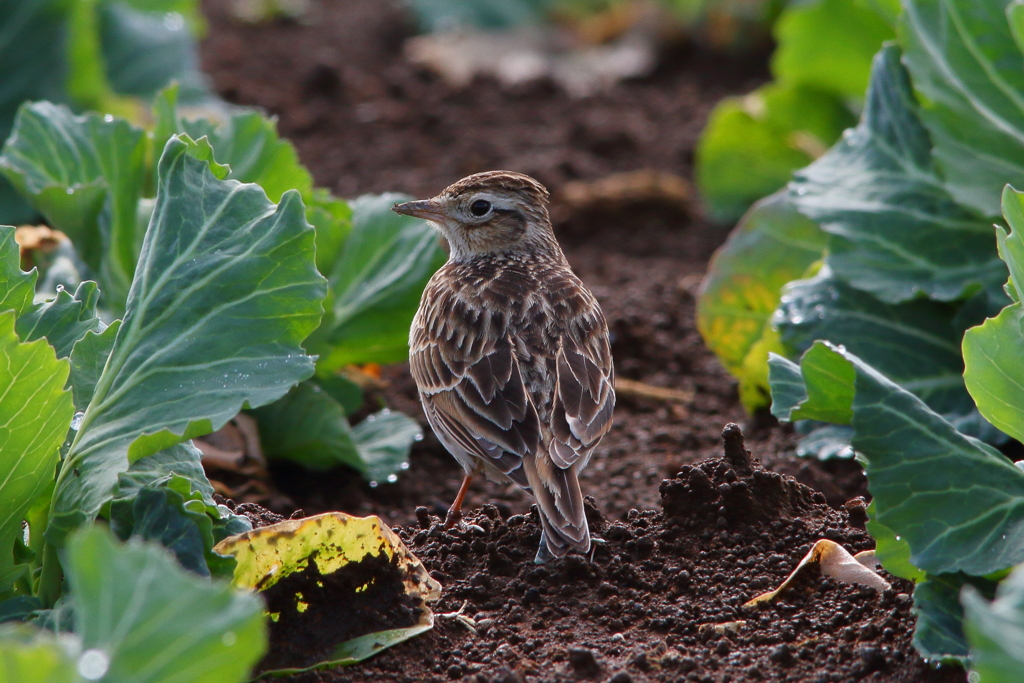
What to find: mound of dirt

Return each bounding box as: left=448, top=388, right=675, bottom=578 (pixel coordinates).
left=660, top=423, right=832, bottom=528
left=275, top=427, right=964, bottom=683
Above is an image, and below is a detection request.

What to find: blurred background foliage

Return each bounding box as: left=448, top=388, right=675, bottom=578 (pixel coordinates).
left=696, top=0, right=896, bottom=223
left=397, top=0, right=895, bottom=223
left=0, top=0, right=860, bottom=480
left=0, top=0, right=440, bottom=483
left=0, top=0, right=210, bottom=225
left=698, top=0, right=1024, bottom=459
left=0, top=0, right=914, bottom=477
left=404, top=0, right=786, bottom=48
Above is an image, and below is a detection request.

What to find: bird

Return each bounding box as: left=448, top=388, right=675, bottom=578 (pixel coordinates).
left=393, top=170, right=615, bottom=564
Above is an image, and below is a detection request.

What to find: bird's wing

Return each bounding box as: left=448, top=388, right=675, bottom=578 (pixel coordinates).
left=548, top=305, right=616, bottom=470
left=410, top=295, right=540, bottom=488
left=518, top=297, right=614, bottom=558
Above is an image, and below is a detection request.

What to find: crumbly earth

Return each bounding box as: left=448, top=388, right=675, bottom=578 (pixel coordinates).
left=251, top=429, right=963, bottom=683
left=197, top=1, right=959, bottom=681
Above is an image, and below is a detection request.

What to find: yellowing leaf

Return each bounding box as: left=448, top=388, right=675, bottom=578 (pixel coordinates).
left=697, top=191, right=825, bottom=411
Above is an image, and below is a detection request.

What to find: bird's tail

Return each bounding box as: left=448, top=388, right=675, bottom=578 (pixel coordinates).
left=523, top=453, right=590, bottom=562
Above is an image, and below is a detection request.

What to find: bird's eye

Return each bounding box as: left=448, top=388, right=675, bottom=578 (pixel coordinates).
left=470, top=199, right=491, bottom=217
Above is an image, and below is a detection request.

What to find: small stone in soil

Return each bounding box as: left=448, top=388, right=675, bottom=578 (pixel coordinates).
left=492, top=668, right=521, bottom=683
left=569, top=647, right=602, bottom=678
left=416, top=505, right=432, bottom=529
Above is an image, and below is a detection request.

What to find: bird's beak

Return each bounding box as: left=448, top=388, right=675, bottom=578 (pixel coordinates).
left=392, top=198, right=447, bottom=222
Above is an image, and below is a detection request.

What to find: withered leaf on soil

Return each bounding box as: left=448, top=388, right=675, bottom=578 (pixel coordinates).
left=745, top=539, right=890, bottom=607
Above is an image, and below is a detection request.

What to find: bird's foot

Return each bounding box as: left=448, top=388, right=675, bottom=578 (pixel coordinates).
left=534, top=528, right=556, bottom=564
left=443, top=506, right=464, bottom=530
left=533, top=543, right=555, bottom=565
left=437, top=600, right=477, bottom=634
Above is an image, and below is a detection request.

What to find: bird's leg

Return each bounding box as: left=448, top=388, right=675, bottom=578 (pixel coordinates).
left=444, top=472, right=474, bottom=529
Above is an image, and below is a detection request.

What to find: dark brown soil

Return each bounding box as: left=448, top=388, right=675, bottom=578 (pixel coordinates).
left=259, top=549, right=424, bottom=674
left=196, top=1, right=955, bottom=681
left=199, top=0, right=766, bottom=199
left=253, top=427, right=963, bottom=683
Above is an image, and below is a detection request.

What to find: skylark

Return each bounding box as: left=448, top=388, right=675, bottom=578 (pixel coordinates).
left=393, top=171, right=615, bottom=564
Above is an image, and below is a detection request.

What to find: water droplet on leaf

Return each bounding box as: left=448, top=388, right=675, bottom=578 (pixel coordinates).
left=163, top=12, right=185, bottom=31
left=77, top=650, right=109, bottom=680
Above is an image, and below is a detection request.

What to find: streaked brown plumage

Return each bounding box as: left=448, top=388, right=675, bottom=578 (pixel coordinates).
left=393, top=171, right=615, bottom=563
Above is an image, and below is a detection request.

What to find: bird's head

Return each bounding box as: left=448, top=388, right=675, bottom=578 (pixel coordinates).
left=392, top=171, right=555, bottom=260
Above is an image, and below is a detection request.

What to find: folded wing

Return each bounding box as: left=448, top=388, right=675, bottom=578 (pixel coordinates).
left=549, top=313, right=616, bottom=471
left=410, top=299, right=540, bottom=489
